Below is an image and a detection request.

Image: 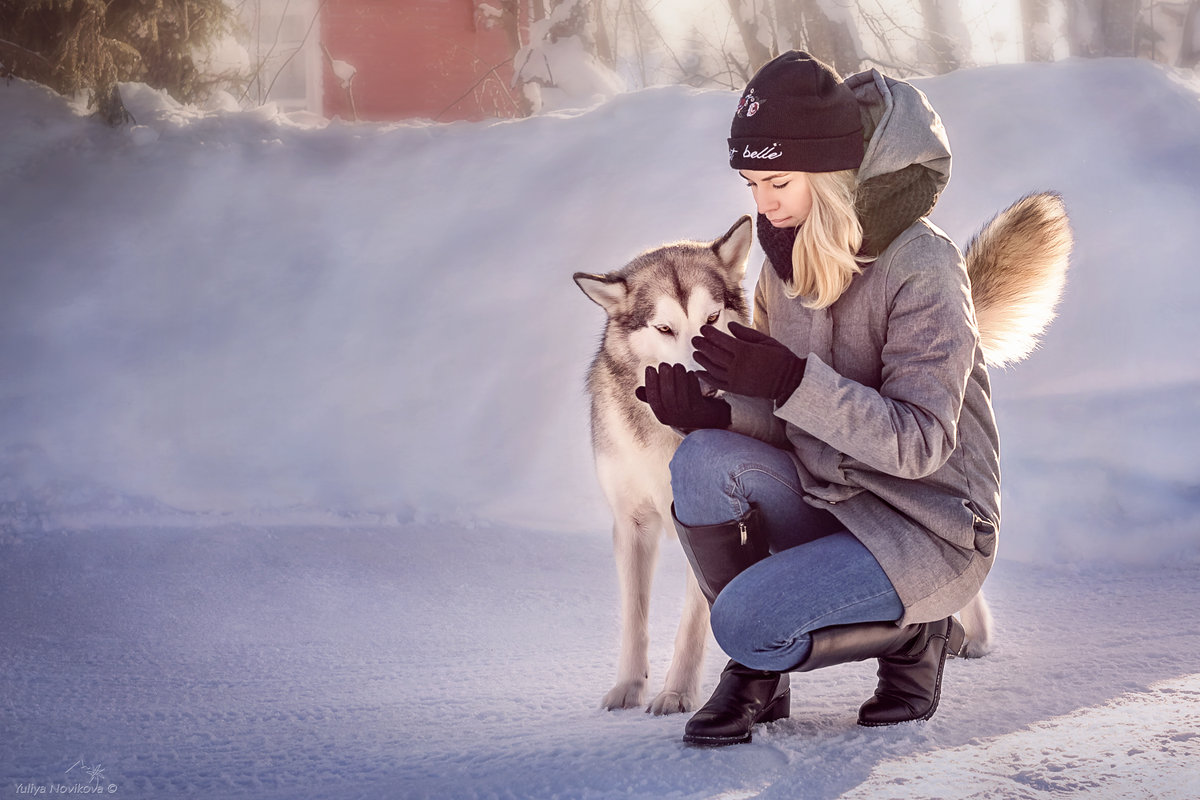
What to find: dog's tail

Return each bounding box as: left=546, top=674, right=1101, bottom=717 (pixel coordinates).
left=964, top=192, right=1073, bottom=368
left=955, top=193, right=1071, bottom=658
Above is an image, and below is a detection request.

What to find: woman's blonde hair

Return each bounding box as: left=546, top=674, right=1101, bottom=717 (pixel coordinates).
left=786, top=168, right=870, bottom=309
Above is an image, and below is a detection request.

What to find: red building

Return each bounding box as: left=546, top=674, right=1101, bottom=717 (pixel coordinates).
left=322, top=0, right=528, bottom=122
left=240, top=0, right=529, bottom=123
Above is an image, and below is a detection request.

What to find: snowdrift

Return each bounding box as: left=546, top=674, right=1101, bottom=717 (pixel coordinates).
left=2, top=58, right=1199, bottom=566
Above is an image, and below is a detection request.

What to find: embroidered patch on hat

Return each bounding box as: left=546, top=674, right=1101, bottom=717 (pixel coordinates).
left=736, top=88, right=761, bottom=118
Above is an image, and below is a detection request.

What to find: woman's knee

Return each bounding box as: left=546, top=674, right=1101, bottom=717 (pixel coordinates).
left=670, top=430, right=745, bottom=523
left=671, top=428, right=758, bottom=488
left=671, top=429, right=732, bottom=472
left=671, top=430, right=728, bottom=493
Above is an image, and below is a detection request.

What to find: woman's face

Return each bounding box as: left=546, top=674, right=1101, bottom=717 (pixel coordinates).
left=739, top=170, right=813, bottom=228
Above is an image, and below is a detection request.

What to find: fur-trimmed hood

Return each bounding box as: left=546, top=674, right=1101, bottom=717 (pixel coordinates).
left=845, top=69, right=953, bottom=258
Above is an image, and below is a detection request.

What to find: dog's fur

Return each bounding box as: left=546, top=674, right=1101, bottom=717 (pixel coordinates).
left=968, top=193, right=1074, bottom=369
left=575, top=194, right=1072, bottom=712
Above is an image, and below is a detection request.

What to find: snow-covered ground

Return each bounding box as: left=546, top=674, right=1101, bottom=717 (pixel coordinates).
left=3, top=526, right=1199, bottom=798
left=2, top=57, right=1199, bottom=798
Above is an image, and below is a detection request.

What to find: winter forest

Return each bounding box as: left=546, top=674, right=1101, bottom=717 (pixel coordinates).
left=504, top=0, right=1200, bottom=113
left=2, top=1, right=1200, bottom=798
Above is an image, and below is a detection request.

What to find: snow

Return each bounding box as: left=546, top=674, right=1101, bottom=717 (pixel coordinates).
left=513, top=0, right=626, bottom=114
left=331, top=59, right=357, bottom=89
left=3, top=529, right=1198, bottom=798
left=2, top=57, right=1199, bottom=797
left=842, top=671, right=1200, bottom=798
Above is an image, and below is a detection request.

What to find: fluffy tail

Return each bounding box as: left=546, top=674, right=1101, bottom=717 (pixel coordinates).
left=964, top=192, right=1073, bottom=368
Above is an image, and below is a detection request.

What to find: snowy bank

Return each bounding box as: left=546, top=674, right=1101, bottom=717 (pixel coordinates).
left=2, top=57, right=1200, bottom=565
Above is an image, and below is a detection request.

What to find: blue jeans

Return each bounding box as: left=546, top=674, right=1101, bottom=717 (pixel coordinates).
left=671, top=429, right=904, bottom=671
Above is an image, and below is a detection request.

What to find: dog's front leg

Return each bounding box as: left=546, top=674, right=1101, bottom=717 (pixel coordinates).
left=601, top=512, right=661, bottom=710
left=649, top=564, right=708, bottom=714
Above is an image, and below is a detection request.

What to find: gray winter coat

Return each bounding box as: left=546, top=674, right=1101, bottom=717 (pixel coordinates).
left=728, top=69, right=1000, bottom=626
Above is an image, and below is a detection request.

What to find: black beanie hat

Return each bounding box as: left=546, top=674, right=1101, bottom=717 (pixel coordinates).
left=728, top=51, right=864, bottom=173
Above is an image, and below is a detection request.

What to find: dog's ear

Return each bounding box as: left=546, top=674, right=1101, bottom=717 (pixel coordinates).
left=712, top=215, right=753, bottom=282
left=573, top=272, right=627, bottom=314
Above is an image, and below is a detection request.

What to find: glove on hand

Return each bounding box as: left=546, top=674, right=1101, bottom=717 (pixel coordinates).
left=693, top=321, right=806, bottom=402
left=635, top=363, right=731, bottom=432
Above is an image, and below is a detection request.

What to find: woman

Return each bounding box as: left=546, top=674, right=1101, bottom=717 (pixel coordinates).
left=639, top=51, right=1000, bottom=746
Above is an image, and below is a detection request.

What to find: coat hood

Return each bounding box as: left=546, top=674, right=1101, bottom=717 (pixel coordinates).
left=845, top=69, right=953, bottom=257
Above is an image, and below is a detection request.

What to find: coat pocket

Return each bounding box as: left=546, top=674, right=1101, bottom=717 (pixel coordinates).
left=965, top=500, right=997, bottom=558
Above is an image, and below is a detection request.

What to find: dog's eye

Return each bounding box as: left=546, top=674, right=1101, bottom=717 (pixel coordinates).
left=706, top=312, right=721, bottom=325
left=654, top=325, right=674, bottom=336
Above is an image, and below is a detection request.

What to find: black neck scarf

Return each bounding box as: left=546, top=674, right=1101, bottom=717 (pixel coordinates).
left=756, top=213, right=799, bottom=283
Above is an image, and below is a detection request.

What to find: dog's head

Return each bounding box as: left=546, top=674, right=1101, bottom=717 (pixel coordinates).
left=574, top=216, right=753, bottom=386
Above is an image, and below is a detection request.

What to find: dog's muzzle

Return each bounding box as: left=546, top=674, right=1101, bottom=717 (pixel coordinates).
left=696, top=373, right=722, bottom=399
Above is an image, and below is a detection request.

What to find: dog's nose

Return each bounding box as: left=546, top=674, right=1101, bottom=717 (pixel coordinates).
left=696, top=373, right=720, bottom=398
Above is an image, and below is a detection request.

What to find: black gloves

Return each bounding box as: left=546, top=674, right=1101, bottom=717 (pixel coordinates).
left=635, top=363, right=731, bottom=432
left=634, top=323, right=803, bottom=431
left=692, top=321, right=806, bottom=402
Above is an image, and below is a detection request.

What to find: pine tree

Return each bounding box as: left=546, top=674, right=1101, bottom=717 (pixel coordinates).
left=0, top=0, right=237, bottom=121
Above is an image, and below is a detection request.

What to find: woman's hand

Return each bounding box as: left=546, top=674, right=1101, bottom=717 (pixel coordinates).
left=635, top=363, right=731, bottom=432
left=693, top=321, right=806, bottom=402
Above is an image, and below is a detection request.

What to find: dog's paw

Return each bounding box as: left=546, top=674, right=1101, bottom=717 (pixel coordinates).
left=959, top=636, right=992, bottom=659
left=646, top=690, right=695, bottom=716
left=956, top=592, right=993, bottom=658
left=601, top=680, right=646, bottom=711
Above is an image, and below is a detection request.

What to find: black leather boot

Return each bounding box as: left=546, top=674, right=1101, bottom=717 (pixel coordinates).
left=858, top=616, right=967, bottom=726
left=672, top=506, right=789, bottom=747
left=790, top=615, right=967, bottom=726
left=672, top=505, right=768, bottom=606
left=681, top=660, right=790, bottom=746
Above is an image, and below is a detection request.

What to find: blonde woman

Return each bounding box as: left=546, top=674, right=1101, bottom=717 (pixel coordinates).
left=639, top=51, right=1000, bottom=746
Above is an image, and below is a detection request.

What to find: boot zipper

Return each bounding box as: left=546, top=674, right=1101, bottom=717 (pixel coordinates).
left=739, top=520, right=748, bottom=546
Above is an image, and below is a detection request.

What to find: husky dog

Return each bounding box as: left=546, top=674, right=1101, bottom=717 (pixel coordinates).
left=574, top=217, right=754, bottom=714
left=575, top=194, right=1071, bottom=713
